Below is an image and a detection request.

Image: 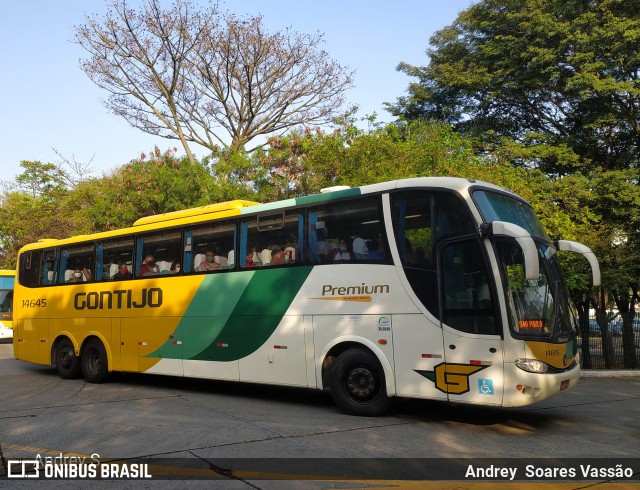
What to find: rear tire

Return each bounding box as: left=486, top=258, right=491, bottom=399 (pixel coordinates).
left=55, top=337, right=81, bottom=379
left=81, top=338, right=109, bottom=383
left=328, top=348, right=393, bottom=416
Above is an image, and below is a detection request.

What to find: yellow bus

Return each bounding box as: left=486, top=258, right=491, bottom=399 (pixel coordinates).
left=0, top=269, right=15, bottom=340
left=13, top=178, right=600, bottom=415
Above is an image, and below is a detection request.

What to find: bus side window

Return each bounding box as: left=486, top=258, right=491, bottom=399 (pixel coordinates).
left=241, top=213, right=301, bottom=269
left=136, top=231, right=182, bottom=277
left=393, top=192, right=433, bottom=268
left=186, top=221, right=236, bottom=273
left=307, top=197, right=387, bottom=265
left=61, top=244, right=96, bottom=283
left=39, top=249, right=59, bottom=286
left=99, top=238, right=134, bottom=281
left=19, top=250, right=41, bottom=288
left=433, top=192, right=476, bottom=241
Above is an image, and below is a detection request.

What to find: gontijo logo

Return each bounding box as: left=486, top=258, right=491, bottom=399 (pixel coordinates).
left=310, top=283, right=390, bottom=302
left=74, top=288, right=163, bottom=310
left=416, top=362, right=489, bottom=395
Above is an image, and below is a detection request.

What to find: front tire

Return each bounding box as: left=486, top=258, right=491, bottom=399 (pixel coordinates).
left=81, top=338, right=109, bottom=383
left=328, top=348, right=393, bottom=416
left=55, top=337, right=81, bottom=379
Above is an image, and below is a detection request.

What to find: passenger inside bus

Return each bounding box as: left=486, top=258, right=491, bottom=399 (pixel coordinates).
left=366, top=240, right=385, bottom=260
left=197, top=250, right=221, bottom=271
left=85, top=267, right=93, bottom=281
left=139, top=254, right=159, bottom=276
left=270, top=245, right=289, bottom=265
left=315, top=228, right=333, bottom=263
left=112, top=263, right=133, bottom=281
left=352, top=234, right=369, bottom=259
left=68, top=268, right=85, bottom=283
left=284, top=233, right=298, bottom=262
left=105, top=256, right=119, bottom=279
left=65, top=263, right=91, bottom=282
left=245, top=249, right=257, bottom=268
left=330, top=238, right=356, bottom=262
left=213, top=247, right=228, bottom=267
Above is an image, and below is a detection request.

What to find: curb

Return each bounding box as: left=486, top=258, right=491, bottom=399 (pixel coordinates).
left=580, top=370, right=640, bottom=377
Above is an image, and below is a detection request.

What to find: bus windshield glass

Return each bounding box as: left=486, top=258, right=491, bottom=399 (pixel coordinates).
left=494, top=239, right=575, bottom=338
left=473, top=190, right=548, bottom=240
left=0, top=275, right=14, bottom=321
left=474, top=188, right=576, bottom=339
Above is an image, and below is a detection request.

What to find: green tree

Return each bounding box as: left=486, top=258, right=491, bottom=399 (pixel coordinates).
left=14, top=160, right=67, bottom=199
left=0, top=162, right=76, bottom=267
left=253, top=117, right=499, bottom=200
left=388, top=0, right=640, bottom=175
left=85, top=147, right=214, bottom=231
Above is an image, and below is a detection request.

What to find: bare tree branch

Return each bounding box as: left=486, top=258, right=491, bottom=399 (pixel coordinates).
left=75, top=0, right=218, bottom=162
left=52, top=148, right=97, bottom=187
left=193, top=15, right=354, bottom=152
left=74, top=0, right=353, bottom=157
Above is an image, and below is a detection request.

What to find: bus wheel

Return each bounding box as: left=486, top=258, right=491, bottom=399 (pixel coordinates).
left=55, top=338, right=81, bottom=379
left=328, top=348, right=393, bottom=416
left=81, top=338, right=109, bottom=383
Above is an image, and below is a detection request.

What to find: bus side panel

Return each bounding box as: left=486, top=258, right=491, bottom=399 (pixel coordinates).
left=238, top=315, right=307, bottom=386
left=181, top=316, right=240, bottom=381
left=122, top=317, right=183, bottom=375
left=442, top=327, right=504, bottom=406
left=114, top=318, right=138, bottom=372
left=392, top=314, right=447, bottom=400
left=183, top=359, right=239, bottom=381
left=304, top=316, right=317, bottom=388
left=15, top=318, right=43, bottom=364
left=313, top=314, right=396, bottom=392
left=110, top=318, right=125, bottom=371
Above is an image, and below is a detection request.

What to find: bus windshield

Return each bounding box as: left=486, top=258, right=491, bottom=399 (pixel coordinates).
left=495, top=239, right=575, bottom=339
left=0, top=274, right=14, bottom=321
left=473, top=189, right=574, bottom=339
left=473, top=190, right=548, bottom=240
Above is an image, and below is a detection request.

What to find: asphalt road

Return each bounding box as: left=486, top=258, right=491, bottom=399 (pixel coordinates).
left=0, top=341, right=639, bottom=488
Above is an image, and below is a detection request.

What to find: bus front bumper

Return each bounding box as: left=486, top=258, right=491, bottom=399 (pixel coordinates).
left=502, top=361, right=580, bottom=407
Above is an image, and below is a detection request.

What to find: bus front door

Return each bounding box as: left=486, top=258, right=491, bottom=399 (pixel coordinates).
left=439, top=238, right=504, bottom=405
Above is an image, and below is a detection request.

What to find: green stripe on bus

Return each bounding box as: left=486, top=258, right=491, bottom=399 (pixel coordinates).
left=295, top=188, right=361, bottom=206
left=189, top=266, right=313, bottom=361
left=148, top=272, right=254, bottom=359
left=239, top=199, right=297, bottom=214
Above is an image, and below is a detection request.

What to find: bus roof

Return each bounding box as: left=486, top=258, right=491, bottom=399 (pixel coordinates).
left=132, top=200, right=260, bottom=227
left=17, top=177, right=513, bottom=252
left=0, top=269, right=15, bottom=277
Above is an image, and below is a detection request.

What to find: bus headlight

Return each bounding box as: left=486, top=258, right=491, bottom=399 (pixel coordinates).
left=515, top=358, right=549, bottom=374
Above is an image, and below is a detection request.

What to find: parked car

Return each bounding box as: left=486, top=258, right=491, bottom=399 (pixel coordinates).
left=587, top=315, right=640, bottom=337
left=585, top=318, right=620, bottom=336
left=586, top=319, right=605, bottom=335
left=607, top=316, right=640, bottom=334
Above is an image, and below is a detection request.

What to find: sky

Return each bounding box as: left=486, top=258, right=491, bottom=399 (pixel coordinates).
left=1, top=0, right=473, bottom=182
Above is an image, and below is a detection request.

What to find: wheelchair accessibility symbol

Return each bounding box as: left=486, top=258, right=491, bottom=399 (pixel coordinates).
left=478, top=378, right=494, bottom=395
